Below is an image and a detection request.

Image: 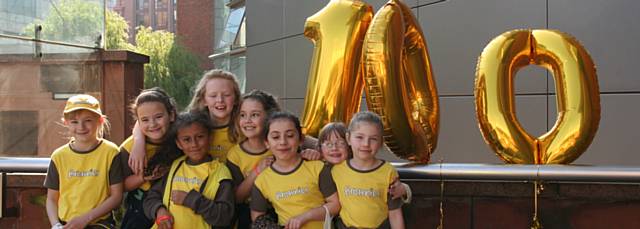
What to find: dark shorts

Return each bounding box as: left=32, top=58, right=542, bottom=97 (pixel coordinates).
left=121, top=189, right=153, bottom=229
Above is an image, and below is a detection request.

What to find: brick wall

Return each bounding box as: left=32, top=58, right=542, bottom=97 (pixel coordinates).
left=176, top=0, right=214, bottom=70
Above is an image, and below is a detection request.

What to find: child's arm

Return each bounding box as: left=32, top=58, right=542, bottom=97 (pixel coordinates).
left=45, top=189, right=61, bottom=227
left=250, top=185, right=270, bottom=221
left=232, top=157, right=274, bottom=202
left=389, top=179, right=413, bottom=204
left=64, top=183, right=123, bottom=229
left=300, top=149, right=322, bottom=161
left=128, top=121, right=147, bottom=174
left=389, top=208, right=405, bottom=229
left=124, top=165, right=167, bottom=191
left=171, top=180, right=235, bottom=226
left=143, top=175, right=169, bottom=220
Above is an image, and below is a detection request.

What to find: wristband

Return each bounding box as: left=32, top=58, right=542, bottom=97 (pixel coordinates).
left=155, top=215, right=172, bottom=225
left=253, top=164, right=261, bottom=177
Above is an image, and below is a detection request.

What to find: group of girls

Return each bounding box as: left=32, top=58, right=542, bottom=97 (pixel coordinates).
left=44, top=69, right=412, bottom=229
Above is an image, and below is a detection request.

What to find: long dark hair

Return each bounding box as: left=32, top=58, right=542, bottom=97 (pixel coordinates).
left=146, top=111, right=212, bottom=175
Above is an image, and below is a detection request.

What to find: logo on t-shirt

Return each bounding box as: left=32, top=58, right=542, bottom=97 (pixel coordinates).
left=173, top=176, right=204, bottom=186
left=344, top=186, right=380, bottom=198
left=68, top=169, right=99, bottom=178
left=275, top=187, right=310, bottom=200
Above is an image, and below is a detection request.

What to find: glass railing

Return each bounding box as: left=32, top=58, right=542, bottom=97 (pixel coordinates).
left=0, top=0, right=105, bottom=49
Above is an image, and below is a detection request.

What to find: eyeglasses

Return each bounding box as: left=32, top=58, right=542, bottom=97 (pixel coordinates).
left=321, top=141, right=348, bottom=149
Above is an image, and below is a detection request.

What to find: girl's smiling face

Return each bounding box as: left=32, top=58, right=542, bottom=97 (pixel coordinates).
left=175, top=123, right=210, bottom=163
left=321, top=132, right=349, bottom=164
left=136, top=101, right=174, bottom=144
left=238, top=99, right=266, bottom=140
left=265, top=119, right=302, bottom=161
left=347, top=122, right=383, bottom=161
left=203, top=78, right=236, bottom=125
left=65, top=110, right=102, bottom=144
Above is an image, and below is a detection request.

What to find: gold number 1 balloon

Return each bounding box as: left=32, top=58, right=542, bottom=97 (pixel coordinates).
left=362, top=0, right=439, bottom=162
left=475, top=29, right=600, bottom=164
left=301, top=0, right=373, bottom=137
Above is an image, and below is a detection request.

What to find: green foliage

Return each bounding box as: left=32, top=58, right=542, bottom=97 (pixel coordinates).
left=105, top=10, right=135, bottom=50
left=23, top=0, right=202, bottom=109
left=24, top=0, right=103, bottom=46
left=135, top=27, right=201, bottom=109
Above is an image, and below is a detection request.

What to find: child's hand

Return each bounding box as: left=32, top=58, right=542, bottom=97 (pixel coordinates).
left=129, top=121, right=147, bottom=174
left=171, top=190, right=188, bottom=205
left=144, top=166, right=168, bottom=182
left=63, top=214, right=91, bottom=229
left=389, top=178, right=407, bottom=199
left=256, top=156, right=275, bottom=175
left=284, top=214, right=307, bottom=229
left=155, top=208, right=173, bottom=229
left=300, top=149, right=322, bottom=161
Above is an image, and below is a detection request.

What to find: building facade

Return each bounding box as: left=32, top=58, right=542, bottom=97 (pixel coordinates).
left=245, top=0, right=640, bottom=165
left=108, top=0, right=176, bottom=43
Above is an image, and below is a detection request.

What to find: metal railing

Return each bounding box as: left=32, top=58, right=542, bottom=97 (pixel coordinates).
left=2, top=157, right=640, bottom=183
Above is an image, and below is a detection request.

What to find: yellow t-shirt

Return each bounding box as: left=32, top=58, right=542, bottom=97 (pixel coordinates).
left=226, top=143, right=272, bottom=178
left=331, top=160, right=399, bottom=228
left=209, top=126, right=234, bottom=162
left=253, top=160, right=330, bottom=229
left=119, top=136, right=161, bottom=191
left=153, top=156, right=232, bottom=229
left=48, top=140, right=121, bottom=222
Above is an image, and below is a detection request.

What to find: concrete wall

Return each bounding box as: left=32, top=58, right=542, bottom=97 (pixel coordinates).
left=245, top=0, right=640, bottom=165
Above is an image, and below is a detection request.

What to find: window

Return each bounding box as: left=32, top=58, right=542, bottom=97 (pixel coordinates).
left=212, top=0, right=246, bottom=92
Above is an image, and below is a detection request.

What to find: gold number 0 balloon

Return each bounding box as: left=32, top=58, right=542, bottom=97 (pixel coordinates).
left=362, top=0, right=439, bottom=162
left=301, top=0, right=373, bottom=137
left=475, top=29, right=600, bottom=164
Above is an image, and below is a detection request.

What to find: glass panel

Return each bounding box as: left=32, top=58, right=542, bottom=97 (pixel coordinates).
left=0, top=37, right=102, bottom=157
left=213, top=53, right=246, bottom=93
left=214, top=1, right=230, bottom=52
left=0, top=0, right=105, bottom=48
left=215, top=6, right=245, bottom=53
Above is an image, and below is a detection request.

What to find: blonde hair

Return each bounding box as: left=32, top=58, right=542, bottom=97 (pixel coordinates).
left=63, top=110, right=111, bottom=139
left=187, top=69, right=241, bottom=142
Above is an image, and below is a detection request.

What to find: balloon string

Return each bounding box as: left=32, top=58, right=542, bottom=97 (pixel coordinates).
left=437, top=159, right=444, bottom=229
left=531, top=180, right=543, bottom=229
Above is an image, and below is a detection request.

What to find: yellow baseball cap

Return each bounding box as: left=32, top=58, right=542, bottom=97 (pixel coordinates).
left=63, top=94, right=102, bottom=115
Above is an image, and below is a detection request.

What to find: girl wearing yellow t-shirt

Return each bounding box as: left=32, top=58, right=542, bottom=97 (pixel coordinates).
left=331, top=112, right=405, bottom=229
left=188, top=69, right=243, bottom=162
left=226, top=90, right=280, bottom=228
left=44, top=94, right=123, bottom=229
left=143, top=112, right=234, bottom=228
left=250, top=112, right=341, bottom=229
left=121, top=88, right=179, bottom=229
left=317, top=122, right=413, bottom=205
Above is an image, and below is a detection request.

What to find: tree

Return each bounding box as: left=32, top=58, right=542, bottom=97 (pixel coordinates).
left=135, top=27, right=201, bottom=109
left=105, top=10, right=135, bottom=50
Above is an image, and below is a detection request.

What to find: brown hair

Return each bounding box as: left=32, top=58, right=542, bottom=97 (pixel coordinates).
left=129, top=87, right=177, bottom=120
left=317, top=122, right=348, bottom=150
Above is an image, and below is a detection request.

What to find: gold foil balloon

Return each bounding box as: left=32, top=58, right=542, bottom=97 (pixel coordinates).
left=362, top=0, right=439, bottom=162
left=301, top=0, right=373, bottom=137
left=475, top=29, right=600, bottom=164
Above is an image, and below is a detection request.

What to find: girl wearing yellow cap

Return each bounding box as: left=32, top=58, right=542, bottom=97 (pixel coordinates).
left=44, top=94, right=124, bottom=229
